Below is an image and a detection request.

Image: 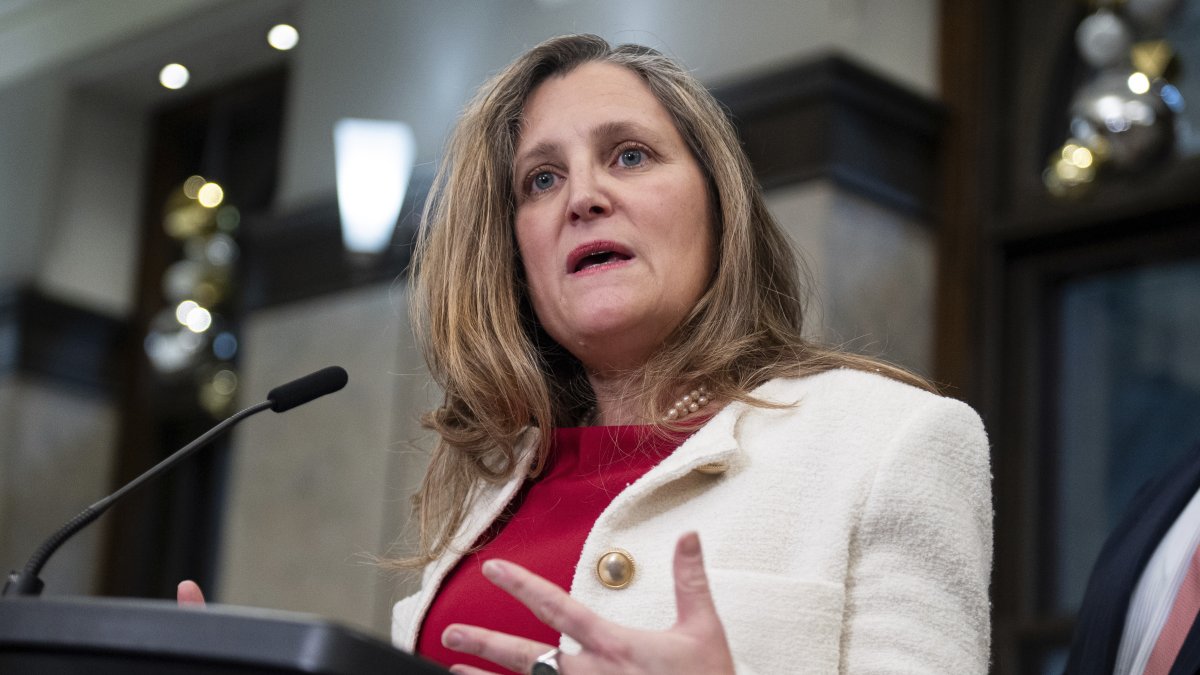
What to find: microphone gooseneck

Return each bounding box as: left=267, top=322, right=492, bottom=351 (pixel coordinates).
left=3, top=366, right=349, bottom=598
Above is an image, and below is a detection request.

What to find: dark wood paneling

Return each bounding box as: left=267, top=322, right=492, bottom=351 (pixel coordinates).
left=0, top=287, right=128, bottom=395
left=101, top=66, right=288, bottom=600
left=715, top=53, right=945, bottom=219
left=935, top=0, right=1004, bottom=403
left=942, top=0, right=1200, bottom=671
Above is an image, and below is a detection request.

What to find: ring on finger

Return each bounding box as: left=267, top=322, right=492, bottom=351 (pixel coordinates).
left=530, top=647, right=561, bottom=675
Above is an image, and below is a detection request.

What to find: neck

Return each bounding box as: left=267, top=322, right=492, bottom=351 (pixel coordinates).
left=587, top=370, right=644, bottom=426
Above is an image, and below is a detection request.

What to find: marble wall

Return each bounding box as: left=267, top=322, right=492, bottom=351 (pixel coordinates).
left=216, top=282, right=436, bottom=636
left=0, top=375, right=118, bottom=596
left=765, top=180, right=935, bottom=376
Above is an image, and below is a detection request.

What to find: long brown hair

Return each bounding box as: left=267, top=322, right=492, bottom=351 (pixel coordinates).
left=401, top=34, right=932, bottom=568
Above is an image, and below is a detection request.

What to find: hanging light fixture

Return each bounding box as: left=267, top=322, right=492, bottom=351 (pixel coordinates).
left=333, top=118, right=416, bottom=255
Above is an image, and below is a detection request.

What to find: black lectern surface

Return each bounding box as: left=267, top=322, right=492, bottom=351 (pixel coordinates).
left=0, top=596, right=450, bottom=674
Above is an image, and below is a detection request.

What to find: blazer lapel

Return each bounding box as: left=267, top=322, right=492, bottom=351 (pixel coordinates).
left=1068, top=447, right=1200, bottom=673
left=395, top=430, right=539, bottom=651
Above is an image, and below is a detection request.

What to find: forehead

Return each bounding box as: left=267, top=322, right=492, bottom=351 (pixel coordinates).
left=516, top=61, right=676, bottom=148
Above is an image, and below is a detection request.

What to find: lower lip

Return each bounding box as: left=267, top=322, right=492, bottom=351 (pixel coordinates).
left=570, top=257, right=634, bottom=277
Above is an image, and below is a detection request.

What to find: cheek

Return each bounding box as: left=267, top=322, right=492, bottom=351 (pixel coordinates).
left=514, top=218, right=557, bottom=310
left=669, top=183, right=717, bottom=275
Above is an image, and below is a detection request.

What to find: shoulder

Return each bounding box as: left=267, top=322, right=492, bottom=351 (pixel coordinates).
left=745, top=368, right=985, bottom=444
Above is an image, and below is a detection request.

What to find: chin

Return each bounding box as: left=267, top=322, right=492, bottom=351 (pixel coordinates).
left=559, top=306, right=680, bottom=362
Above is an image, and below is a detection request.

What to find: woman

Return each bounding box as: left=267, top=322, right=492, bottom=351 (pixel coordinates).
left=394, top=34, right=992, bottom=674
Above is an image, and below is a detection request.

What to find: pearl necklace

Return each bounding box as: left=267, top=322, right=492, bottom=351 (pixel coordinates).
left=664, top=385, right=709, bottom=421
left=580, top=385, right=710, bottom=425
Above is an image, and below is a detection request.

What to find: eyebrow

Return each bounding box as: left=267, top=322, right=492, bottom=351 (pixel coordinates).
left=591, top=119, right=662, bottom=146
left=513, top=119, right=665, bottom=174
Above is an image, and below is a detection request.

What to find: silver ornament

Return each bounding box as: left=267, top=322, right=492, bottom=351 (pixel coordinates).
left=1070, top=70, right=1174, bottom=169
left=1075, top=10, right=1134, bottom=69
left=144, top=308, right=208, bottom=375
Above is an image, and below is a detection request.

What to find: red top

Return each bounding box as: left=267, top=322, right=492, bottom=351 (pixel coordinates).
left=416, top=424, right=685, bottom=673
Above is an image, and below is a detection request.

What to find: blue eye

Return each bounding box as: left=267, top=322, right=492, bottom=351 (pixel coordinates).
left=531, top=172, right=556, bottom=192
left=618, top=148, right=644, bottom=167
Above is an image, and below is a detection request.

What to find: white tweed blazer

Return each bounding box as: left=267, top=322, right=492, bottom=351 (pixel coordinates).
left=392, top=369, right=992, bottom=673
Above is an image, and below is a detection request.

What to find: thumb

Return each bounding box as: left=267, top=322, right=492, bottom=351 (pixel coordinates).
left=672, top=532, right=719, bottom=627
left=177, top=580, right=207, bottom=607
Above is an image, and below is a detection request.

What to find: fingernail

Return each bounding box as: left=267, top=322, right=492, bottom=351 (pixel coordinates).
left=482, top=559, right=508, bottom=582
left=680, top=531, right=701, bottom=555
left=442, top=628, right=463, bottom=649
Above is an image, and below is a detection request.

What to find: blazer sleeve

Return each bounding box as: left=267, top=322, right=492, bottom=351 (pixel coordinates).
left=840, top=395, right=993, bottom=673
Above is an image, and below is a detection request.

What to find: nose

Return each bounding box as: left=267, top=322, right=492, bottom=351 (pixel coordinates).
left=566, top=168, right=612, bottom=223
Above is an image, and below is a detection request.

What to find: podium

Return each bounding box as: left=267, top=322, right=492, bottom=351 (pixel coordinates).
left=0, top=596, right=450, bottom=674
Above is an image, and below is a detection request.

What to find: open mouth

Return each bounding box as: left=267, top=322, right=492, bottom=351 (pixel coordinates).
left=567, top=242, right=634, bottom=274
left=574, top=250, right=631, bottom=272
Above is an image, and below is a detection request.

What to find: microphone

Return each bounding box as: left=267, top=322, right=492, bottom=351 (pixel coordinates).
left=2, top=366, right=349, bottom=598
left=267, top=365, right=349, bottom=412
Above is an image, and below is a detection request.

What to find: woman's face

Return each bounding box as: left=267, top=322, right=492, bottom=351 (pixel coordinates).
left=513, top=62, right=715, bottom=373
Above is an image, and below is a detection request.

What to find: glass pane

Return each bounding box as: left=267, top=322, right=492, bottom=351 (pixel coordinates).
left=1053, top=258, right=1200, bottom=613
left=1166, top=0, right=1200, bottom=156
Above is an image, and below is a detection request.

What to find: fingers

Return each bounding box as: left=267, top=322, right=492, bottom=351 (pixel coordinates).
left=442, top=623, right=554, bottom=675
left=447, top=666, right=502, bottom=675
left=672, top=532, right=719, bottom=626
left=176, top=580, right=206, bottom=607
left=482, top=559, right=608, bottom=648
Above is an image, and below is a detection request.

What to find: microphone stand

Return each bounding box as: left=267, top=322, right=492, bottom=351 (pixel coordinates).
left=3, top=400, right=273, bottom=597
left=3, top=365, right=347, bottom=598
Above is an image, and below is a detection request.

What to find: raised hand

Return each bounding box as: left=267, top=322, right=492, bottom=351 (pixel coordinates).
left=441, top=532, right=735, bottom=675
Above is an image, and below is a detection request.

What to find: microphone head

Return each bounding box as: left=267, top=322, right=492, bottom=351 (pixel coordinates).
left=267, top=366, right=348, bottom=413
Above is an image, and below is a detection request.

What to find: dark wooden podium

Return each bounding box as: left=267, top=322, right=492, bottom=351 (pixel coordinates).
left=0, top=596, right=450, bottom=674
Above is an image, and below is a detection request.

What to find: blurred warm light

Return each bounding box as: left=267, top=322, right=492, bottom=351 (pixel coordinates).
left=199, top=369, right=237, bottom=416
left=184, top=306, right=213, bottom=333
left=1056, top=158, right=1081, bottom=182
left=1127, top=71, right=1151, bottom=95
left=267, top=24, right=299, bottom=51
left=164, top=203, right=209, bottom=239
left=1045, top=136, right=1099, bottom=197
left=197, top=182, right=224, bottom=207
left=159, top=63, right=190, bottom=90
left=212, top=369, right=238, bottom=396
left=183, top=175, right=206, bottom=199
left=1071, top=146, right=1094, bottom=168
left=334, top=118, right=416, bottom=254
left=1061, top=142, right=1094, bottom=169
left=1044, top=167, right=1066, bottom=196
left=175, top=300, right=199, bottom=325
